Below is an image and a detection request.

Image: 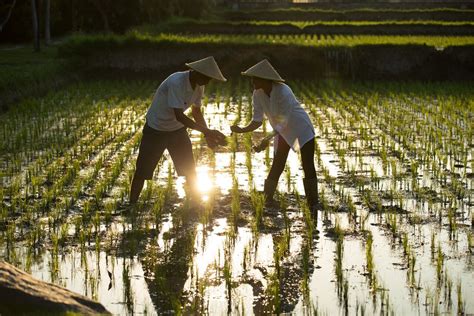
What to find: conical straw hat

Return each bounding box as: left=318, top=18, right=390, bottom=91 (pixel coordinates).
left=185, top=56, right=227, bottom=82
left=241, top=59, right=285, bottom=82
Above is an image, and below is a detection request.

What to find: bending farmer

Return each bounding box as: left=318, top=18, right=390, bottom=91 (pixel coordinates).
left=130, top=56, right=227, bottom=205
left=231, top=59, right=319, bottom=215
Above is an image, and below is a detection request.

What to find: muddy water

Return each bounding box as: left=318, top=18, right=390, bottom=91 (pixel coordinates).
left=1, top=91, right=473, bottom=315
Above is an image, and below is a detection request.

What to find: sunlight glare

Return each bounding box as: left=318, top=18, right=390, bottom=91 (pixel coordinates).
left=196, top=166, right=213, bottom=194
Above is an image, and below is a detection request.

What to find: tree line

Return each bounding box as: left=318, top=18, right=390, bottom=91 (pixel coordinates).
left=0, top=0, right=215, bottom=47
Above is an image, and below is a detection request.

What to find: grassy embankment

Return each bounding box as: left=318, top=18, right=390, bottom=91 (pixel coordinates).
left=0, top=45, right=73, bottom=112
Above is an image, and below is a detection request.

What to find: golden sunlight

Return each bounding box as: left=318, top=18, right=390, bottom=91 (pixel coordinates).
left=196, top=166, right=213, bottom=201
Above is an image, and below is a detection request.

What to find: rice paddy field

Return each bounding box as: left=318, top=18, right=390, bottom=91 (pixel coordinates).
left=1, top=78, right=472, bottom=315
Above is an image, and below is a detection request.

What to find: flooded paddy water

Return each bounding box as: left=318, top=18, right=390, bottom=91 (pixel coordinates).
left=0, top=80, right=472, bottom=315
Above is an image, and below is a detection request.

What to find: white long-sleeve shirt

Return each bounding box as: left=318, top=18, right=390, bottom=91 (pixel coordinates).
left=252, top=82, right=314, bottom=151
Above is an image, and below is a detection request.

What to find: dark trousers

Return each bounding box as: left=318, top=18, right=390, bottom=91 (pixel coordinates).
left=267, top=135, right=316, bottom=181
left=135, top=124, right=196, bottom=180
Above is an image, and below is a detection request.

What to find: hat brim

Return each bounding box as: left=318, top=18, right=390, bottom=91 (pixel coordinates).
left=186, top=63, right=227, bottom=82
left=241, top=72, right=285, bottom=83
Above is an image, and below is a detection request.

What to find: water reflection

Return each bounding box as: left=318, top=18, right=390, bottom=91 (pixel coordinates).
left=12, top=247, right=157, bottom=315
left=142, top=210, right=198, bottom=314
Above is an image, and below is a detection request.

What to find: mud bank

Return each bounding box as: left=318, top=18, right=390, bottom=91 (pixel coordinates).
left=0, top=261, right=110, bottom=315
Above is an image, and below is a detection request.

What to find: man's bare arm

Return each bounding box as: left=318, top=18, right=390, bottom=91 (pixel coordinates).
left=191, top=106, right=208, bottom=128
left=174, top=107, right=227, bottom=147
left=174, top=108, right=210, bottom=134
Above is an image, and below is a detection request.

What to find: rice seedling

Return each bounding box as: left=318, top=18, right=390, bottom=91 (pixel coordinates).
left=122, top=262, right=134, bottom=313
left=250, top=188, right=265, bottom=233
left=335, top=228, right=345, bottom=302
left=276, top=191, right=287, bottom=213
left=408, top=249, right=417, bottom=290
left=447, top=207, right=458, bottom=240
left=468, top=231, right=473, bottom=251
left=387, top=212, right=398, bottom=238
left=244, top=133, right=253, bottom=180
left=402, top=231, right=409, bottom=256
left=152, top=188, right=166, bottom=228
left=436, top=243, right=444, bottom=284
left=166, top=163, right=175, bottom=199
left=365, top=231, right=378, bottom=292
left=301, top=200, right=315, bottom=242
left=223, top=248, right=233, bottom=310
left=59, top=222, right=69, bottom=247
left=230, top=178, right=240, bottom=230
left=266, top=234, right=292, bottom=314
left=103, top=201, right=115, bottom=226
left=301, top=240, right=311, bottom=299
left=445, top=274, right=453, bottom=311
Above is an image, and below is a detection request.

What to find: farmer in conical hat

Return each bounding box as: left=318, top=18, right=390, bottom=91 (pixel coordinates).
left=130, top=56, right=227, bottom=205
left=231, top=59, right=319, bottom=214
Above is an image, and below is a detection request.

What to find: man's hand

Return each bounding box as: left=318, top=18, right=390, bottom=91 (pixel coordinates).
left=205, top=129, right=227, bottom=148
left=205, top=136, right=219, bottom=149
left=253, top=138, right=270, bottom=152
left=230, top=125, right=244, bottom=133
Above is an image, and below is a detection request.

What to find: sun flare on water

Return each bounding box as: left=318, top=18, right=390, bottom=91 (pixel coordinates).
left=196, top=166, right=213, bottom=201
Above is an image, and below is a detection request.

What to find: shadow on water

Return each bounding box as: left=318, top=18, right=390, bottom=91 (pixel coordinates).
left=123, top=189, right=320, bottom=315
left=119, top=201, right=198, bottom=314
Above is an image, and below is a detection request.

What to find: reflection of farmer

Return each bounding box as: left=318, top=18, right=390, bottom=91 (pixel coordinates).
left=130, top=56, right=227, bottom=204
left=231, top=60, right=319, bottom=214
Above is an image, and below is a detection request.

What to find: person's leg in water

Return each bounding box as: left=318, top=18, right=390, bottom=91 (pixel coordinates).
left=265, top=134, right=291, bottom=206
left=167, top=128, right=200, bottom=209
left=130, top=125, right=167, bottom=204
left=130, top=176, right=145, bottom=204
left=300, top=138, right=319, bottom=215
